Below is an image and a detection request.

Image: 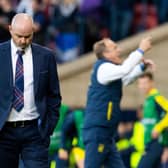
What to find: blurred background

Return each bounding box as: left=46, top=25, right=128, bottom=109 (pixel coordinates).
left=1, top=0, right=168, bottom=167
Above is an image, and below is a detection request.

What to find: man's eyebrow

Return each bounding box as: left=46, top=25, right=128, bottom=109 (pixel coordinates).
left=15, top=33, right=32, bottom=38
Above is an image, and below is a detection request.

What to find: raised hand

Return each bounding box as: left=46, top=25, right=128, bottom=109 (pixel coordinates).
left=142, top=58, right=156, bottom=72
left=139, top=36, right=152, bottom=53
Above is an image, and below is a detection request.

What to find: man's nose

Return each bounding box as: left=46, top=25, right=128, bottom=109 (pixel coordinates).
left=20, top=37, right=26, bottom=43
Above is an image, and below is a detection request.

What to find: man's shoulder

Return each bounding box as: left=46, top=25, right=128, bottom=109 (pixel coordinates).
left=31, top=43, right=54, bottom=54
left=0, top=41, right=10, bottom=49
left=31, top=43, right=56, bottom=63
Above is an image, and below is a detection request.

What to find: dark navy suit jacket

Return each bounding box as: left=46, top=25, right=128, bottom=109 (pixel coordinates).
left=0, top=41, right=61, bottom=138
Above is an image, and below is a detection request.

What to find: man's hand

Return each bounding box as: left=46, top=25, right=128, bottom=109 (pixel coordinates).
left=139, top=36, right=152, bottom=52
left=142, top=58, right=156, bottom=71
left=161, top=148, right=168, bottom=163
left=58, top=149, right=69, bottom=160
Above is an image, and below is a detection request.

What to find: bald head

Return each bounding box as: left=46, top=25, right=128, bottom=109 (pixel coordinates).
left=93, top=38, right=115, bottom=59
left=9, top=13, right=34, bottom=49
left=11, top=13, right=34, bottom=32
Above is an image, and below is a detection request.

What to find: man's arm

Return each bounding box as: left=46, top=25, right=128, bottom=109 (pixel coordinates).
left=47, top=52, right=62, bottom=134
left=97, top=50, right=144, bottom=84
left=97, top=37, right=152, bottom=85
left=122, top=59, right=155, bottom=85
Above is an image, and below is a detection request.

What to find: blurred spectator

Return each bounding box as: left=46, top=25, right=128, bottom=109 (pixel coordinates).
left=58, top=109, right=84, bottom=168
left=16, top=0, right=33, bottom=16
left=41, top=0, right=56, bottom=23
left=103, top=0, right=134, bottom=41
left=49, top=104, right=71, bottom=168
left=156, top=0, right=168, bottom=24
left=0, top=0, right=16, bottom=43
left=79, top=0, right=103, bottom=52
left=11, top=0, right=19, bottom=9
left=32, top=0, right=48, bottom=45
left=1, top=0, right=168, bottom=63
left=48, top=0, right=81, bottom=63
left=132, top=0, right=158, bottom=34
left=116, top=109, right=145, bottom=168
left=137, top=72, right=168, bottom=168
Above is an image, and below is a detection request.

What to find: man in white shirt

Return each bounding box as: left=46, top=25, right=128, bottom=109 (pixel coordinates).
left=83, top=37, right=154, bottom=168
left=0, top=13, right=61, bottom=168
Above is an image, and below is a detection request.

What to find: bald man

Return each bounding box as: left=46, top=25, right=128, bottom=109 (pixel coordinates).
left=0, top=13, right=61, bottom=168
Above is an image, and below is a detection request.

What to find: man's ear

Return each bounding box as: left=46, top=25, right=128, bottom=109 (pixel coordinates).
left=8, top=25, right=12, bottom=35
left=8, top=25, right=12, bottom=32
left=32, top=25, right=36, bottom=33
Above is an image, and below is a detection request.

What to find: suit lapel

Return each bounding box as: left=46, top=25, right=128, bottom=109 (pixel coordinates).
left=2, top=41, right=13, bottom=87
left=32, top=44, right=42, bottom=95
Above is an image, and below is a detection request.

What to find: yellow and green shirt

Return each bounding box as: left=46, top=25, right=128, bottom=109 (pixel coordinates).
left=142, top=88, right=168, bottom=145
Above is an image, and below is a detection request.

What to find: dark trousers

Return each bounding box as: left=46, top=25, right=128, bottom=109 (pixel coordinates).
left=83, top=127, right=125, bottom=168
left=0, top=120, right=50, bottom=168
left=138, top=140, right=163, bottom=168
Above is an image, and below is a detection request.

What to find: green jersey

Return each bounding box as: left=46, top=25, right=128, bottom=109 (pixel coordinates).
left=142, top=88, right=168, bottom=145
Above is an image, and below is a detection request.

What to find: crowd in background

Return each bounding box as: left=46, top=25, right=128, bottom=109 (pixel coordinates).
left=1, top=0, right=168, bottom=63
left=1, top=1, right=168, bottom=168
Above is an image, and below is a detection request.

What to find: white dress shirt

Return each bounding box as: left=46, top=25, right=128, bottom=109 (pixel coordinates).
left=97, top=50, right=144, bottom=85
left=8, top=40, right=39, bottom=121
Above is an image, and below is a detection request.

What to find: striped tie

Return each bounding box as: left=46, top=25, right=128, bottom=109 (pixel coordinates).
left=13, top=50, right=25, bottom=112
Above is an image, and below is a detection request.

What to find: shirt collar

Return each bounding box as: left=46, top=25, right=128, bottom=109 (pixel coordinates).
left=11, top=39, right=30, bottom=56
left=147, top=88, right=159, bottom=97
